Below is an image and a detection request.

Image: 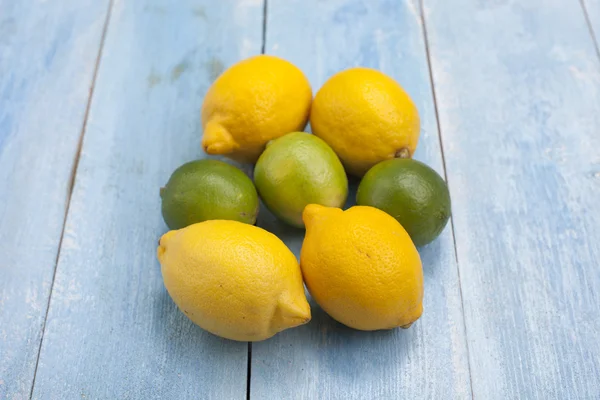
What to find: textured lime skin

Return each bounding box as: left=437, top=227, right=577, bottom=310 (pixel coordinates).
left=356, top=159, right=451, bottom=247
left=254, top=132, right=348, bottom=228
left=161, top=159, right=259, bottom=229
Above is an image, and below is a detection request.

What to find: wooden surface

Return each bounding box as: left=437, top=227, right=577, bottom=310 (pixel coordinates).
left=251, top=1, right=470, bottom=399
left=0, top=0, right=110, bottom=397
left=425, top=0, right=600, bottom=398
left=584, top=0, right=600, bottom=47
left=1, top=0, right=600, bottom=399
left=27, top=1, right=264, bottom=399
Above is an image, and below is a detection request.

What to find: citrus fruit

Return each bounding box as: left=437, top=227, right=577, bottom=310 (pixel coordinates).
left=201, top=55, right=312, bottom=163
left=310, top=67, right=420, bottom=176
left=357, top=158, right=451, bottom=247
left=160, top=159, right=258, bottom=230
left=300, top=205, right=423, bottom=330
left=157, top=220, right=311, bottom=341
left=253, top=132, right=348, bottom=228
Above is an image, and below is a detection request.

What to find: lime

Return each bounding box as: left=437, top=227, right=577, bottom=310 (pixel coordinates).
left=356, top=159, right=451, bottom=247
left=160, top=159, right=259, bottom=229
left=254, top=132, right=348, bottom=228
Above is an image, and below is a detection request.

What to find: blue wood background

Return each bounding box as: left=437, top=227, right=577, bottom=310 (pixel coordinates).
left=0, top=0, right=111, bottom=396
left=1, top=0, right=599, bottom=399
left=584, top=0, right=600, bottom=47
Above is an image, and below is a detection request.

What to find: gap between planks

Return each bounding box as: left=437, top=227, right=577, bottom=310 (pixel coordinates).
left=251, top=1, right=474, bottom=398
left=247, top=2, right=269, bottom=399
left=579, top=0, right=600, bottom=61
left=27, top=1, right=115, bottom=399
left=418, top=0, right=475, bottom=398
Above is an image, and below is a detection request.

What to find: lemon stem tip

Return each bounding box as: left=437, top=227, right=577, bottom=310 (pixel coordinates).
left=202, top=120, right=238, bottom=155
left=395, top=148, right=411, bottom=159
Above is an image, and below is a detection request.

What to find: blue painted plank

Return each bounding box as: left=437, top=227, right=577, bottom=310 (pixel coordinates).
left=251, top=1, right=472, bottom=399
left=0, top=1, right=110, bottom=397
left=30, top=1, right=263, bottom=398
left=583, top=0, right=600, bottom=47
left=423, top=0, right=600, bottom=398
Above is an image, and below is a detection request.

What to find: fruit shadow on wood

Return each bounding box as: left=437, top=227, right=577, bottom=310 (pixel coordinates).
left=255, top=200, right=305, bottom=256
left=417, top=235, right=444, bottom=279
left=252, top=294, right=417, bottom=383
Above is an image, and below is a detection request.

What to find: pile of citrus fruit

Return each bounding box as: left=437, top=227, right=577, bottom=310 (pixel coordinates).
left=157, top=55, right=451, bottom=341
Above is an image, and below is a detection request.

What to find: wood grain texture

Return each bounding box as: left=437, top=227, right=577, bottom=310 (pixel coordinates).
left=423, top=0, right=600, bottom=398
left=30, top=1, right=262, bottom=398
left=0, top=1, right=110, bottom=398
left=583, top=0, right=600, bottom=48
left=251, top=1, right=472, bottom=399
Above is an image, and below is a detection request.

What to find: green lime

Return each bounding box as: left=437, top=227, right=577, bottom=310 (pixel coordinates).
left=356, top=158, right=451, bottom=247
left=160, top=159, right=259, bottom=229
left=254, top=132, right=348, bottom=228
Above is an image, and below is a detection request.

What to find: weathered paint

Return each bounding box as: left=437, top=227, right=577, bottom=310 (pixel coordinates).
left=2, top=0, right=600, bottom=398
left=583, top=0, right=600, bottom=50
left=30, top=1, right=262, bottom=398
left=424, top=0, right=600, bottom=398
left=0, top=0, right=110, bottom=398
left=251, top=1, right=472, bottom=399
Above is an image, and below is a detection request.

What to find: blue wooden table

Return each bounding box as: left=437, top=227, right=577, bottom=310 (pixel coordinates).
left=2, top=0, right=600, bottom=398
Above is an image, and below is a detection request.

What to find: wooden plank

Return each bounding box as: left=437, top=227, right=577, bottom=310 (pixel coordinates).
left=583, top=0, right=600, bottom=48
left=251, top=1, right=472, bottom=399
left=423, top=0, right=600, bottom=398
left=30, top=1, right=263, bottom=398
left=0, top=1, right=110, bottom=397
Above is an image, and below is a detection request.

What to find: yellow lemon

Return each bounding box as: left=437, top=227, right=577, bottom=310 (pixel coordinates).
left=201, top=55, right=312, bottom=163
left=300, top=205, right=423, bottom=330
left=310, top=67, right=420, bottom=176
left=157, top=220, right=311, bottom=341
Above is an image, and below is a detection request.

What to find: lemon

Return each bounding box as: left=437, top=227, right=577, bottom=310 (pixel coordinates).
left=160, top=159, right=259, bottom=230
left=157, top=220, right=311, bottom=341
left=310, top=67, right=420, bottom=176
left=254, top=132, right=348, bottom=228
left=201, top=55, right=312, bottom=163
left=300, top=205, right=423, bottom=330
